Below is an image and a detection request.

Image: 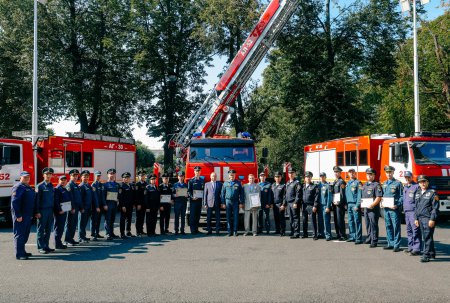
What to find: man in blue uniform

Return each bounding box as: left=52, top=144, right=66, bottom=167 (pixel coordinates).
left=284, top=168, right=301, bottom=239
left=403, top=171, right=421, bottom=256
left=302, top=171, right=319, bottom=240
left=204, top=172, right=223, bottom=235
left=91, top=171, right=106, bottom=241
left=258, top=172, right=273, bottom=234
left=79, top=170, right=98, bottom=243
left=221, top=169, right=244, bottom=237
left=414, top=175, right=439, bottom=262
left=11, top=171, right=36, bottom=260
left=271, top=171, right=286, bottom=236
left=345, top=168, right=363, bottom=244
left=64, top=169, right=81, bottom=246
left=104, top=168, right=120, bottom=240
left=159, top=173, right=174, bottom=235
left=35, top=167, right=55, bottom=254
left=318, top=172, right=333, bottom=241
left=119, top=172, right=135, bottom=239
left=361, top=168, right=382, bottom=248
left=145, top=174, right=160, bottom=236
left=173, top=171, right=188, bottom=235
left=54, top=175, right=70, bottom=249
left=331, top=166, right=347, bottom=241
left=135, top=171, right=147, bottom=236
left=382, top=165, right=403, bottom=252
left=188, top=166, right=204, bottom=234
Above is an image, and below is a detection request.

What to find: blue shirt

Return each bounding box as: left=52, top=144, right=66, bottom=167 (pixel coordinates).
left=221, top=180, right=244, bottom=204
left=188, top=177, right=205, bottom=200
left=54, top=184, right=72, bottom=213
left=104, top=181, right=120, bottom=204
left=403, top=182, right=419, bottom=212
left=92, top=181, right=106, bottom=207
left=173, top=182, right=188, bottom=203
left=11, top=182, right=36, bottom=219
left=35, top=181, right=55, bottom=210
left=80, top=182, right=98, bottom=210
left=345, top=179, right=362, bottom=207
left=382, top=178, right=403, bottom=207
left=259, top=181, right=273, bottom=207
left=319, top=182, right=333, bottom=209
left=67, top=180, right=82, bottom=209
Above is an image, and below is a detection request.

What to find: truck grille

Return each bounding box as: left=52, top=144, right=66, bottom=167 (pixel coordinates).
left=428, top=177, right=450, bottom=191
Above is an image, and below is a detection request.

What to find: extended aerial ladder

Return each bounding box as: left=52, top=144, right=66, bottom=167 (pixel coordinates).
left=169, top=0, right=299, bottom=156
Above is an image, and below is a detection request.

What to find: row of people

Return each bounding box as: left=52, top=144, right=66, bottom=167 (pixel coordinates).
left=11, top=165, right=439, bottom=263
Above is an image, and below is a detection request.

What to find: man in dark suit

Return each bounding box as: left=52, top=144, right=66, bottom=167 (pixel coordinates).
left=204, top=172, right=223, bottom=235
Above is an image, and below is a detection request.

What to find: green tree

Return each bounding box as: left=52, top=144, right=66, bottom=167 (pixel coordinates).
left=136, top=140, right=155, bottom=172
left=131, top=0, right=211, bottom=170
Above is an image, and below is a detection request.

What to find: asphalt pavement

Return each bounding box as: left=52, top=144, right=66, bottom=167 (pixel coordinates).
left=0, top=214, right=449, bottom=303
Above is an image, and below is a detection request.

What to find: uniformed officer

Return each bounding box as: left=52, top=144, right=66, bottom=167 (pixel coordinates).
left=35, top=167, right=55, bottom=253
left=284, top=168, right=301, bottom=239
left=91, top=171, right=107, bottom=240
left=331, top=166, right=347, bottom=241
left=188, top=166, right=204, bottom=234
left=271, top=171, right=286, bottom=236
left=78, top=170, right=98, bottom=243
left=258, top=172, right=273, bottom=234
left=382, top=165, right=403, bottom=252
left=54, top=175, right=70, bottom=249
left=145, top=174, right=160, bottom=236
left=414, top=175, right=439, bottom=262
left=302, top=171, right=319, bottom=239
left=221, top=169, right=244, bottom=237
left=11, top=171, right=36, bottom=260
left=345, top=168, right=363, bottom=244
left=104, top=168, right=120, bottom=240
left=318, top=172, right=333, bottom=241
left=159, top=173, right=174, bottom=235
left=134, top=171, right=148, bottom=236
left=64, top=169, right=82, bottom=246
left=403, top=171, right=421, bottom=256
left=361, top=168, right=382, bottom=248
left=119, top=172, right=135, bottom=239
left=173, top=171, right=188, bottom=235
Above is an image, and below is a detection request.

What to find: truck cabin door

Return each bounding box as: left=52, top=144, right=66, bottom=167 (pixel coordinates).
left=64, top=142, right=82, bottom=177
left=0, top=144, right=22, bottom=189
left=389, top=142, right=412, bottom=183
left=343, top=141, right=359, bottom=180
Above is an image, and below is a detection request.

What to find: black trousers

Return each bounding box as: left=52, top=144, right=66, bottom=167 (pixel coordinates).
left=418, top=217, right=436, bottom=258
left=120, top=205, right=133, bottom=235
left=159, top=204, right=171, bottom=233
left=302, top=205, right=317, bottom=237
left=273, top=204, right=286, bottom=233
left=364, top=208, right=379, bottom=244
left=258, top=207, right=271, bottom=233
left=146, top=208, right=159, bottom=235
left=287, top=203, right=300, bottom=236
left=333, top=204, right=347, bottom=238
left=135, top=206, right=146, bottom=234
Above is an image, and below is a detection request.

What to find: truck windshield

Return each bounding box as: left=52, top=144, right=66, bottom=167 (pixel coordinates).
left=189, top=146, right=255, bottom=163
left=410, top=142, right=450, bottom=165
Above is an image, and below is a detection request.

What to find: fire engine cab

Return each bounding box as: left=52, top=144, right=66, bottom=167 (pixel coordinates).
left=304, top=133, right=450, bottom=216
left=0, top=132, right=136, bottom=223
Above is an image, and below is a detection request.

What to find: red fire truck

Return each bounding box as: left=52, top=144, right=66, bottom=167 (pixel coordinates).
left=0, top=132, right=136, bottom=223
left=304, top=133, right=450, bottom=216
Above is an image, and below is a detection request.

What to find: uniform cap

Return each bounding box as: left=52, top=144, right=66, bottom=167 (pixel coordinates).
left=288, top=168, right=296, bottom=173
left=42, top=167, right=54, bottom=174
left=107, top=168, right=116, bottom=174
left=59, top=175, right=67, bottom=180
left=365, top=168, right=376, bottom=175
left=228, top=169, right=236, bottom=174
left=149, top=174, right=157, bottom=180
left=305, top=171, right=313, bottom=178
left=177, top=171, right=185, bottom=176
left=319, top=172, right=326, bottom=177
left=274, top=171, right=282, bottom=177
left=20, top=171, right=30, bottom=177
left=138, top=170, right=146, bottom=176
left=94, top=170, right=102, bottom=176
left=384, top=165, right=395, bottom=172
left=69, top=169, right=80, bottom=175
left=122, top=172, right=131, bottom=178
left=259, top=172, right=265, bottom=176
left=161, top=173, right=170, bottom=178
left=194, top=166, right=201, bottom=171
left=348, top=168, right=356, bottom=173
left=417, top=175, right=428, bottom=182
left=404, top=171, right=413, bottom=177
left=81, top=170, right=90, bottom=176
left=333, top=166, right=343, bottom=172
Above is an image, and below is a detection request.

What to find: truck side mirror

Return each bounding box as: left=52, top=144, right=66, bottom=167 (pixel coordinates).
left=262, top=147, right=269, bottom=158
left=394, top=143, right=402, bottom=161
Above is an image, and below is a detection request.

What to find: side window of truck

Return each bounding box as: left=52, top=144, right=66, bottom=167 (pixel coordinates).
left=391, top=143, right=409, bottom=163
left=1, top=145, right=21, bottom=165
left=66, top=151, right=81, bottom=167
